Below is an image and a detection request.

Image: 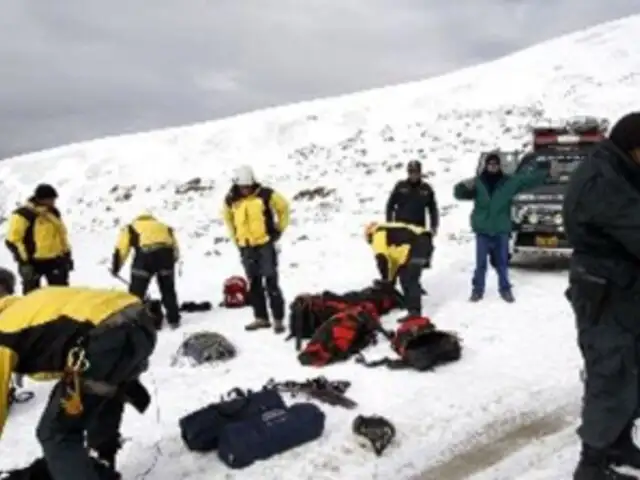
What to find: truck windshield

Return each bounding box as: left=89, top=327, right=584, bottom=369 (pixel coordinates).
left=516, top=148, right=591, bottom=184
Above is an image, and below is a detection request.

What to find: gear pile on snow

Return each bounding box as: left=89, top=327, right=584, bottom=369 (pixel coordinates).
left=172, top=331, right=237, bottom=366
left=297, top=305, right=381, bottom=367
left=356, top=315, right=461, bottom=371
left=286, top=280, right=404, bottom=350
left=264, top=376, right=357, bottom=409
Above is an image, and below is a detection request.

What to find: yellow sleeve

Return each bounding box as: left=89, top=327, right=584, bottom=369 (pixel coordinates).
left=371, top=230, right=387, bottom=256
left=0, top=346, right=17, bottom=439
left=5, top=214, right=30, bottom=262
left=59, top=218, right=71, bottom=253
left=28, top=372, right=63, bottom=382
left=221, top=203, right=236, bottom=242
left=371, top=230, right=394, bottom=281
left=111, top=226, right=132, bottom=273
left=270, top=191, right=290, bottom=232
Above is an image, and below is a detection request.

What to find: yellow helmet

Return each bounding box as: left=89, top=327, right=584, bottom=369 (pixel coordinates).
left=364, top=222, right=378, bottom=242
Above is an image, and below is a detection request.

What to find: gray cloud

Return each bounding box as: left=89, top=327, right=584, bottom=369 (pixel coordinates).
left=0, top=0, right=638, bottom=158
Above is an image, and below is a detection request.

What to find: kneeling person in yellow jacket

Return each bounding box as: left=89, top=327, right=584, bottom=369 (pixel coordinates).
left=111, top=211, right=181, bottom=329
left=0, top=269, right=159, bottom=480
left=365, top=221, right=433, bottom=317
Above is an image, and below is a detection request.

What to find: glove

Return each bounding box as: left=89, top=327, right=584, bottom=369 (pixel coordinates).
left=120, top=379, right=151, bottom=414
left=18, top=263, right=35, bottom=280
left=91, top=435, right=123, bottom=470
left=65, top=253, right=74, bottom=272
left=463, top=178, right=475, bottom=189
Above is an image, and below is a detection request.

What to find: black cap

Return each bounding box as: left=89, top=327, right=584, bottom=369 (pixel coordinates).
left=34, top=184, right=58, bottom=200
left=609, top=112, right=640, bottom=154
left=485, top=153, right=501, bottom=165
left=0, top=267, right=16, bottom=295
left=407, top=160, right=422, bottom=173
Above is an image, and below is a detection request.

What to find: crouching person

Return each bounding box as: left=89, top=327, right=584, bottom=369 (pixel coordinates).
left=0, top=267, right=158, bottom=480
left=111, top=211, right=181, bottom=329
left=364, top=221, right=433, bottom=317
left=222, top=165, right=290, bottom=334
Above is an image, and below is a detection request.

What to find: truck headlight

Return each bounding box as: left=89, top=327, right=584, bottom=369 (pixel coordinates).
left=512, top=205, right=527, bottom=222
left=528, top=212, right=539, bottom=224
left=553, top=213, right=563, bottom=225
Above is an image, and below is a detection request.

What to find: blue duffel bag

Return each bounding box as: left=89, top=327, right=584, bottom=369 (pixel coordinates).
left=179, top=387, right=286, bottom=452
left=217, top=402, right=326, bottom=469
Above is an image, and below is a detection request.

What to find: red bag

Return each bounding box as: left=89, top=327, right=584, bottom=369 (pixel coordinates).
left=357, top=315, right=462, bottom=371
left=220, top=276, right=248, bottom=308
left=297, top=307, right=380, bottom=367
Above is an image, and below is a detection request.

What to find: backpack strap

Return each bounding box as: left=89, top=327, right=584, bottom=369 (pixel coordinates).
left=354, top=353, right=408, bottom=369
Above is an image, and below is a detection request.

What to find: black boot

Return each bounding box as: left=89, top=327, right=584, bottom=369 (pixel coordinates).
left=608, top=427, right=640, bottom=469
left=574, top=444, right=636, bottom=479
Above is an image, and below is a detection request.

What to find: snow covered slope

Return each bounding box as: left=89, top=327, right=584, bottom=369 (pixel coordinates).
left=2, top=14, right=640, bottom=479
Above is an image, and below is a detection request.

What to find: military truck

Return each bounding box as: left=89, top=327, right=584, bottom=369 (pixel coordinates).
left=509, top=116, right=608, bottom=261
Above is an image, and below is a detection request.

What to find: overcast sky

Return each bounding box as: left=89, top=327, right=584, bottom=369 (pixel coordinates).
left=1, top=0, right=638, bottom=158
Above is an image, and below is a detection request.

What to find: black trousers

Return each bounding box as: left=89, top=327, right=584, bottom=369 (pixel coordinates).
left=128, top=248, right=180, bottom=325
left=35, top=306, right=157, bottom=480
left=568, top=263, right=640, bottom=450
left=22, top=257, right=70, bottom=295
left=240, top=242, right=284, bottom=321
left=397, top=234, right=433, bottom=315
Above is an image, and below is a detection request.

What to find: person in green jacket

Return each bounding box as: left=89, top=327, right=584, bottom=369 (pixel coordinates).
left=453, top=153, right=551, bottom=303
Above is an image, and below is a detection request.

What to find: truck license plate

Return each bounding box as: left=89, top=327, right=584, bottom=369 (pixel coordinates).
left=535, top=235, right=558, bottom=247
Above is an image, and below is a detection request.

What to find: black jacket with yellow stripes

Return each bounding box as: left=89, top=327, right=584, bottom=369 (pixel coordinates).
left=4, top=199, right=71, bottom=263
left=0, top=287, right=142, bottom=437
left=221, top=184, right=290, bottom=247
left=368, top=222, right=429, bottom=280
left=111, top=214, right=179, bottom=274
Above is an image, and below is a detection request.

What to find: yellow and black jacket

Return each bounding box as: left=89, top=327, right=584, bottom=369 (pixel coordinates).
left=0, top=286, right=142, bottom=437
left=367, top=222, right=428, bottom=280
left=111, top=214, right=179, bottom=274
left=4, top=200, right=71, bottom=263
left=221, top=184, right=290, bottom=247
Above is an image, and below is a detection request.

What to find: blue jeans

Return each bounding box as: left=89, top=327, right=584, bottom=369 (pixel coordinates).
left=472, top=233, right=511, bottom=294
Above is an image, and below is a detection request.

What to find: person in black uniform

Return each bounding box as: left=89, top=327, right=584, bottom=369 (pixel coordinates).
left=386, top=160, right=439, bottom=292
left=563, top=112, right=640, bottom=480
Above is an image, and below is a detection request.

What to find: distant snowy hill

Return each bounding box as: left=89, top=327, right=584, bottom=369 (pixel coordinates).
left=1, top=14, right=640, bottom=480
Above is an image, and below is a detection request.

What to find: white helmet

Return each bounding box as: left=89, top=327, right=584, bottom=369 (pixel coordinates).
left=232, top=165, right=256, bottom=187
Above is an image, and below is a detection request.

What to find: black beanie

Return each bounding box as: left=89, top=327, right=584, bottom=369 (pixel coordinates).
left=485, top=153, right=501, bottom=166
left=407, top=160, right=422, bottom=173
left=608, top=112, right=640, bottom=154
left=34, top=183, right=58, bottom=200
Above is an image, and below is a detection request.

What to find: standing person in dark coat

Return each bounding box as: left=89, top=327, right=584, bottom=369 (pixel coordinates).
left=564, top=112, right=640, bottom=480
left=386, top=160, right=439, bottom=237
left=386, top=160, right=439, bottom=292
